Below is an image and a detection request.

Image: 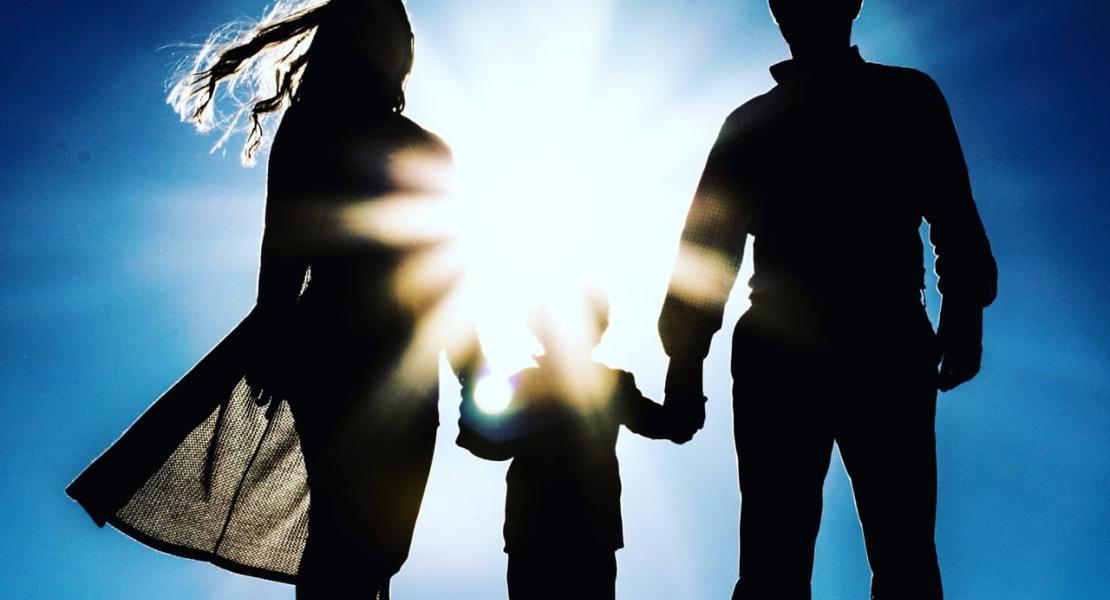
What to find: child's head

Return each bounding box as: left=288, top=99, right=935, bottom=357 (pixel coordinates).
left=527, top=286, right=610, bottom=358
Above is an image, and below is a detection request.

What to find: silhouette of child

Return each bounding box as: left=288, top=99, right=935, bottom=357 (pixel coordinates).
left=458, top=289, right=684, bottom=599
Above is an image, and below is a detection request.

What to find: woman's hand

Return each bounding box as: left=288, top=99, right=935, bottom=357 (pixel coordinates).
left=243, top=304, right=295, bottom=408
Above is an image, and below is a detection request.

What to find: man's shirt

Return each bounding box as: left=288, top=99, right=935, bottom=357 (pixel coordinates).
left=659, top=47, right=997, bottom=361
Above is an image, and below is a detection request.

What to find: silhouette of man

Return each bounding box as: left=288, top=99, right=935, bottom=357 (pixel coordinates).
left=658, top=1, right=997, bottom=598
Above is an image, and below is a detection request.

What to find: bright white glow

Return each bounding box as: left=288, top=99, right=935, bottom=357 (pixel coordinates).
left=392, top=4, right=767, bottom=596
left=404, top=1, right=757, bottom=378
left=474, top=373, right=513, bottom=414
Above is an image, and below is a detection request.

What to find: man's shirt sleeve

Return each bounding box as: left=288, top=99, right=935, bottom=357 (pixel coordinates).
left=919, top=77, right=998, bottom=307
left=658, top=115, right=752, bottom=360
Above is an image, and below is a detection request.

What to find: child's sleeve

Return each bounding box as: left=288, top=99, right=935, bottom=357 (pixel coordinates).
left=618, top=370, right=676, bottom=441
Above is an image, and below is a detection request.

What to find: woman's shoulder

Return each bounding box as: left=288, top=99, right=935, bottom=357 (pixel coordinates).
left=267, top=103, right=330, bottom=169
left=267, top=107, right=452, bottom=177
left=271, top=104, right=447, bottom=147
left=387, top=114, right=452, bottom=160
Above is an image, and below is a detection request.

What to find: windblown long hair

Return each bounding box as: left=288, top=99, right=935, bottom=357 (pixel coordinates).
left=168, top=0, right=414, bottom=165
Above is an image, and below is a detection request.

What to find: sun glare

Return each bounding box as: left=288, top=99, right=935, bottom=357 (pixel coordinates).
left=329, top=0, right=761, bottom=401
left=345, top=2, right=761, bottom=594
left=399, top=1, right=746, bottom=383
left=474, top=373, right=513, bottom=414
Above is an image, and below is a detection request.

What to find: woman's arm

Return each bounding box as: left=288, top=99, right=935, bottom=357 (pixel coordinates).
left=255, top=114, right=319, bottom=308
left=244, top=111, right=322, bottom=402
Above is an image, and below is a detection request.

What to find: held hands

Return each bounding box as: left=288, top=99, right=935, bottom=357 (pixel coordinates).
left=664, top=358, right=707, bottom=444
left=936, top=301, right=984, bottom=392
left=665, top=394, right=706, bottom=444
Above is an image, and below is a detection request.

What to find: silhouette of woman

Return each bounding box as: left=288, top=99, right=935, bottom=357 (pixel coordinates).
left=66, top=1, right=481, bottom=597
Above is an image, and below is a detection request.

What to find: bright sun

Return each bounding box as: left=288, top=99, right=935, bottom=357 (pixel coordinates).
left=344, top=0, right=760, bottom=407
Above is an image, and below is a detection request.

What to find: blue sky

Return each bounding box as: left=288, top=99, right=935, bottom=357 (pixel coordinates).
left=2, top=0, right=1108, bottom=598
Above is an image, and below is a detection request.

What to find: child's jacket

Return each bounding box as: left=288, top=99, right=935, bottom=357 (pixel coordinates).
left=458, top=358, right=671, bottom=553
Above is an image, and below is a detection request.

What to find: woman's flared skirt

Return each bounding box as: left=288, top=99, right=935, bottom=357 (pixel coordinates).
left=66, top=306, right=439, bottom=583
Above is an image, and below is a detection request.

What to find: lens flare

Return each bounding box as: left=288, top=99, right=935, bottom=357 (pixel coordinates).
left=474, top=373, right=513, bottom=414
left=401, top=1, right=764, bottom=385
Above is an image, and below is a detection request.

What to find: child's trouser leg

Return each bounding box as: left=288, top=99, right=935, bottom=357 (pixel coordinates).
left=507, top=551, right=616, bottom=599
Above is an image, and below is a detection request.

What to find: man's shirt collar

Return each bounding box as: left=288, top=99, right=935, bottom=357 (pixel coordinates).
left=770, top=46, right=865, bottom=85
